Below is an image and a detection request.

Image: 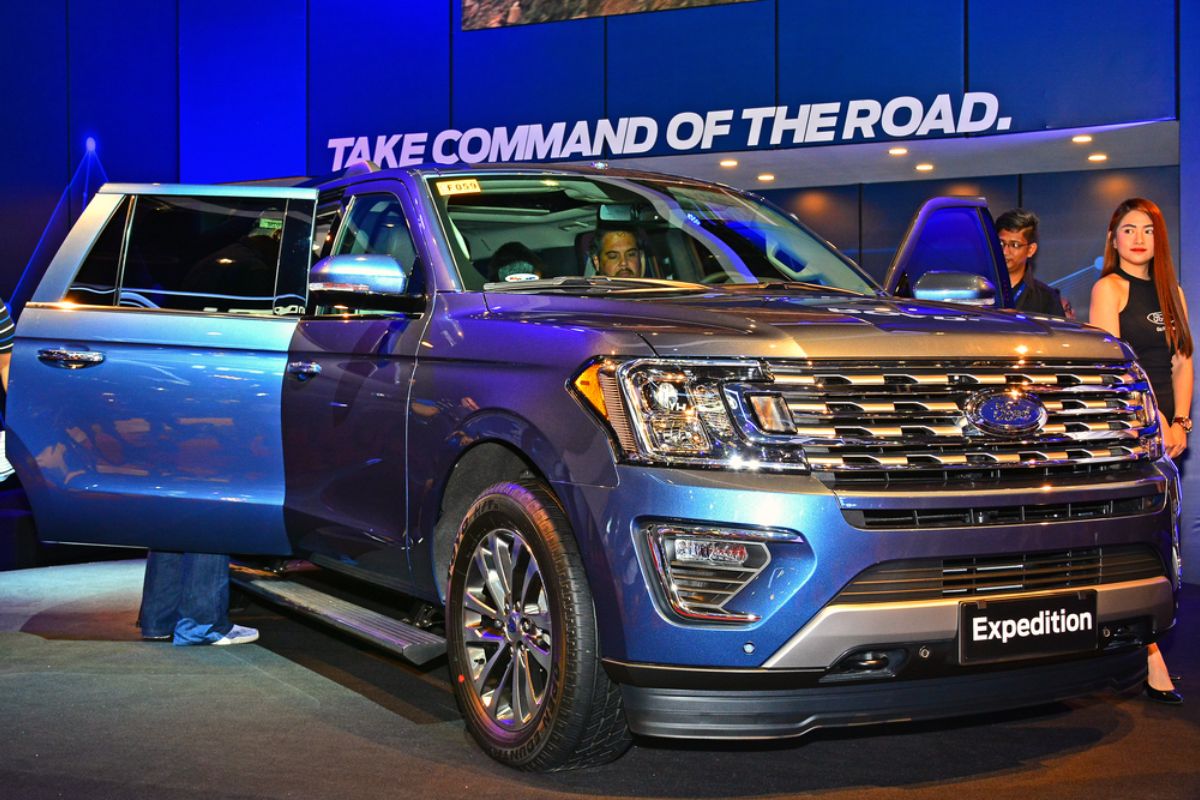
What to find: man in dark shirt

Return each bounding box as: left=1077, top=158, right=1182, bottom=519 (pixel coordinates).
left=995, top=208, right=1073, bottom=318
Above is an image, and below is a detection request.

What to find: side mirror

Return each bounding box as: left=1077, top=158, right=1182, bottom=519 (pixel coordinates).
left=309, top=254, right=410, bottom=297
left=912, top=271, right=997, bottom=306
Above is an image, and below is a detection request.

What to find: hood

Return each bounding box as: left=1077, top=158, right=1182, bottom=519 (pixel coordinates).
left=481, top=288, right=1130, bottom=362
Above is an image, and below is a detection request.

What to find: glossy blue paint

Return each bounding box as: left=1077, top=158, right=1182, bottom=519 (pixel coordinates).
left=562, top=465, right=1176, bottom=666
left=8, top=306, right=297, bottom=554
left=281, top=313, right=427, bottom=583
left=402, top=291, right=655, bottom=598
left=8, top=164, right=1175, bottom=690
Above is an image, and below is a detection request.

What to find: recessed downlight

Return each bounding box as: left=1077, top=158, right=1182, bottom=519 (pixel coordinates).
left=757, top=173, right=776, bottom=182
left=888, top=147, right=908, bottom=156
left=1072, top=134, right=1093, bottom=144
left=719, top=158, right=739, bottom=168
left=915, top=163, right=934, bottom=172
left=1088, top=153, right=1108, bottom=162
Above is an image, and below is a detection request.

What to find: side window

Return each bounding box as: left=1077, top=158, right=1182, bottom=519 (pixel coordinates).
left=311, top=195, right=344, bottom=262
left=333, top=193, right=424, bottom=298
left=64, top=196, right=131, bottom=306
left=335, top=194, right=420, bottom=269
left=272, top=200, right=316, bottom=316
left=119, top=195, right=288, bottom=313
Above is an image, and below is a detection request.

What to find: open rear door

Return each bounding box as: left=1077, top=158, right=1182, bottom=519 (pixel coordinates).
left=7, top=183, right=317, bottom=554
left=883, top=197, right=1012, bottom=309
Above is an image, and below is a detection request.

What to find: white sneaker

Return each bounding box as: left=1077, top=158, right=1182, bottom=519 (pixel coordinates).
left=0, top=430, right=14, bottom=482
left=212, top=624, right=259, bottom=646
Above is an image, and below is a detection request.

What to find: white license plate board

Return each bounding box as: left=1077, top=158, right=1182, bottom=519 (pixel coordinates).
left=958, top=592, right=1098, bottom=664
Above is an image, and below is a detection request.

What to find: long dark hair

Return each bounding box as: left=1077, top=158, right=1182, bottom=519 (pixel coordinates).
left=1102, top=197, right=1193, bottom=357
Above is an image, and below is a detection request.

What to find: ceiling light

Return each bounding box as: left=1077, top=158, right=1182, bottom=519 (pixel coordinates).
left=915, top=163, right=934, bottom=172
left=888, top=147, right=908, bottom=156
left=719, top=158, right=738, bottom=168
left=1088, top=153, right=1108, bottom=162
left=757, top=173, right=775, bottom=182
left=1072, top=134, right=1093, bottom=144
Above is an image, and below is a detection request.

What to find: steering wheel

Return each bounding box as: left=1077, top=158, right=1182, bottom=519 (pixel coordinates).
left=701, top=272, right=731, bottom=285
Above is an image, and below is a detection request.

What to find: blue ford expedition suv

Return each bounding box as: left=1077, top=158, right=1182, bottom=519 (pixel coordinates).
left=7, top=164, right=1180, bottom=770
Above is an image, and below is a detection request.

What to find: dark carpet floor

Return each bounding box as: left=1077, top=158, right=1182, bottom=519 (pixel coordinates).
left=1, top=560, right=1197, bottom=799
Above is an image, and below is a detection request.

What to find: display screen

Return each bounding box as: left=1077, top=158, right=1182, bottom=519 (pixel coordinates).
left=462, top=0, right=759, bottom=31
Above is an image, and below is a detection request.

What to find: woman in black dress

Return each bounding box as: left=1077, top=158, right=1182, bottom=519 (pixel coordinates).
left=1090, top=197, right=1192, bottom=705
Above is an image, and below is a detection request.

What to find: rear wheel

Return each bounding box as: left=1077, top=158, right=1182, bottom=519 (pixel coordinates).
left=446, top=480, right=631, bottom=770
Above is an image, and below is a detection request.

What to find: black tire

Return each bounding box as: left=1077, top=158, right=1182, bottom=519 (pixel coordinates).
left=445, top=480, right=631, bottom=770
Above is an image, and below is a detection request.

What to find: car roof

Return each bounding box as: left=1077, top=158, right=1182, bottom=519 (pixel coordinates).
left=295, top=161, right=740, bottom=193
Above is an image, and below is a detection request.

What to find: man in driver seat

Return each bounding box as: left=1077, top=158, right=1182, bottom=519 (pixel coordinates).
left=591, top=229, right=645, bottom=278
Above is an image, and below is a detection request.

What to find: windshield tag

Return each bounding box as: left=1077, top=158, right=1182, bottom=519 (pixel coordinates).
left=436, top=179, right=482, bottom=196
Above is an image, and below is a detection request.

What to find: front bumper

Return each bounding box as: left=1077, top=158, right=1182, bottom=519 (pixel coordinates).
left=558, top=462, right=1177, bottom=670
left=616, top=647, right=1145, bottom=739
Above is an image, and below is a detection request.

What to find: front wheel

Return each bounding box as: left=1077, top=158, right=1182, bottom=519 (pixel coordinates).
left=445, top=480, right=631, bottom=770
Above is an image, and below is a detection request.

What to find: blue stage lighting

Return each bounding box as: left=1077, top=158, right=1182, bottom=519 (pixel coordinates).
left=9, top=142, right=108, bottom=318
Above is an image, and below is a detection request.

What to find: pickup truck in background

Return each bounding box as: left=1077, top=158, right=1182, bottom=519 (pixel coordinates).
left=6, top=164, right=1180, bottom=770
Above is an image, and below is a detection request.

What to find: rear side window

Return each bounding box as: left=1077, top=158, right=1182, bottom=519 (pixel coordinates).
left=64, top=197, right=131, bottom=306
left=119, top=196, right=289, bottom=313
left=62, top=194, right=315, bottom=315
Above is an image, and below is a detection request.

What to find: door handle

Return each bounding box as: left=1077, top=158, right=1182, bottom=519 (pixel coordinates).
left=286, top=361, right=322, bottom=381
left=37, top=348, right=106, bottom=369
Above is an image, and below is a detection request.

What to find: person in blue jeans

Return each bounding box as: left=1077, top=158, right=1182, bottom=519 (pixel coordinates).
left=139, top=552, right=259, bottom=645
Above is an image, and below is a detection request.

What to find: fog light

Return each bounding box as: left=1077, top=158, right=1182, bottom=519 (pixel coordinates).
left=675, top=538, right=749, bottom=567
left=643, top=523, right=801, bottom=623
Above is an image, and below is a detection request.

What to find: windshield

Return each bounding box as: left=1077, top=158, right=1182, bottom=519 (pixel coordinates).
left=427, top=173, right=879, bottom=295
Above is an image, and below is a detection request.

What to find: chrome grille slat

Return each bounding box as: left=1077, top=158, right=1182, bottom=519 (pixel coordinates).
left=759, top=360, right=1156, bottom=485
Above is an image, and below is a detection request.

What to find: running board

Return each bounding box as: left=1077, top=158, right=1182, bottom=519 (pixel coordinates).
left=230, top=565, right=446, bottom=665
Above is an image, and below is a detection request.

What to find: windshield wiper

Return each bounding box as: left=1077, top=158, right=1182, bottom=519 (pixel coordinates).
left=482, top=276, right=707, bottom=295
left=741, top=281, right=878, bottom=296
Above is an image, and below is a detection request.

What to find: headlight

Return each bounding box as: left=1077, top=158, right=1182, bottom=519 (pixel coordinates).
left=1128, top=362, right=1165, bottom=460
left=573, top=358, right=808, bottom=471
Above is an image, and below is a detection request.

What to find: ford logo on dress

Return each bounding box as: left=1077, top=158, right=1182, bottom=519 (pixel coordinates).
left=965, top=389, right=1047, bottom=437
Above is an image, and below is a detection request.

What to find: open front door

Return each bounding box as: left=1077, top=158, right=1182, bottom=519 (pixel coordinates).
left=883, top=197, right=1013, bottom=309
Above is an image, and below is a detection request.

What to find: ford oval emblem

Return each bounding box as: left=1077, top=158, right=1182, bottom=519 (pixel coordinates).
left=965, top=389, right=1047, bottom=437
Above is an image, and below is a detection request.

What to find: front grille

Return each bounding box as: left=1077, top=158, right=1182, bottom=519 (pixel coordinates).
left=846, top=492, right=1164, bottom=529
left=831, top=545, right=1165, bottom=604
left=755, top=360, right=1157, bottom=485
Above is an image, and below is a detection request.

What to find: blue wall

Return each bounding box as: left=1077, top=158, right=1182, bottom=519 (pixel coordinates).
left=0, top=4, right=69, bottom=304
left=0, top=0, right=1182, bottom=296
